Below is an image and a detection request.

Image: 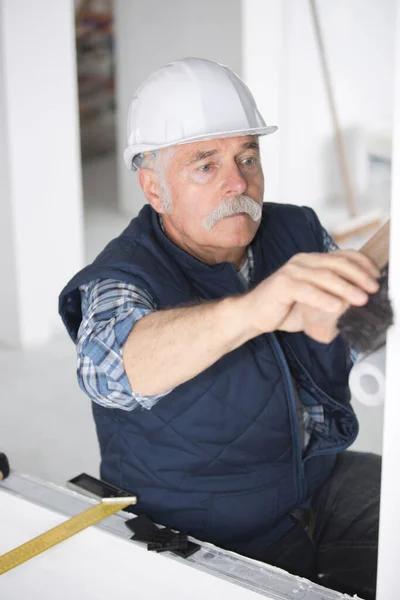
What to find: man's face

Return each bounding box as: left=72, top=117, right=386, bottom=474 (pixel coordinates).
left=161, top=135, right=264, bottom=254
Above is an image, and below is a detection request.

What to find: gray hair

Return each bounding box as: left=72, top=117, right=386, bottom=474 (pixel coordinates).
left=137, top=147, right=175, bottom=213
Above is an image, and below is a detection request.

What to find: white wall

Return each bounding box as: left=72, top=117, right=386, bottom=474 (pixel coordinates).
left=0, top=0, right=84, bottom=348
left=114, top=0, right=243, bottom=216
left=278, top=0, right=396, bottom=214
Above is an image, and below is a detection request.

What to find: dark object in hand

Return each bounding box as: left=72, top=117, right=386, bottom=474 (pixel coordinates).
left=338, top=265, right=394, bottom=354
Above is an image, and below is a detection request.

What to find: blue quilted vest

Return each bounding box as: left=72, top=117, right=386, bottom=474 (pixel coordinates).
left=59, top=202, right=358, bottom=558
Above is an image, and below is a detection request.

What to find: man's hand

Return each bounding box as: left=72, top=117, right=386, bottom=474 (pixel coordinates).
left=245, top=250, right=380, bottom=343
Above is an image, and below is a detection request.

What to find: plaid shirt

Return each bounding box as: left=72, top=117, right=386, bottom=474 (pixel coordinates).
left=77, top=227, right=350, bottom=443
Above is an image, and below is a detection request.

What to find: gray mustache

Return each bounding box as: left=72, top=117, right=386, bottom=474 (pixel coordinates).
left=202, top=195, right=262, bottom=231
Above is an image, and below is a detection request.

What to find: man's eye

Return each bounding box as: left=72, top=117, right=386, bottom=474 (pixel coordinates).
left=242, top=157, right=256, bottom=166
left=198, top=163, right=213, bottom=172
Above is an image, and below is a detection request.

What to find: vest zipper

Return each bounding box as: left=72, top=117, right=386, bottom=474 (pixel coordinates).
left=233, top=262, right=306, bottom=501
left=278, top=339, right=359, bottom=463
left=269, top=333, right=305, bottom=504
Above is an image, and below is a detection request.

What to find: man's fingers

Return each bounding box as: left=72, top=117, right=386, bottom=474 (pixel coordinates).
left=284, top=264, right=369, bottom=305
left=289, top=281, right=348, bottom=313
left=289, top=252, right=380, bottom=295
left=253, top=248, right=379, bottom=338
left=336, top=249, right=381, bottom=278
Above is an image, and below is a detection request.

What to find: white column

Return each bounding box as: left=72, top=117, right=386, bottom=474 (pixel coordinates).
left=0, top=0, right=84, bottom=348
left=376, top=2, right=400, bottom=598
left=241, top=0, right=285, bottom=205
left=114, top=0, right=243, bottom=216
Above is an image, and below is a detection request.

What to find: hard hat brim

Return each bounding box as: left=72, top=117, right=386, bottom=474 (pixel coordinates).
left=124, top=125, right=278, bottom=171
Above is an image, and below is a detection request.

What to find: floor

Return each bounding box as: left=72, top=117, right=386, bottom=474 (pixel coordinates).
left=0, top=154, right=384, bottom=487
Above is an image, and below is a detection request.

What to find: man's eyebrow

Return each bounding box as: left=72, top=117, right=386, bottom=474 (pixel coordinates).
left=185, top=140, right=259, bottom=166
left=186, top=149, right=219, bottom=165
left=241, top=140, right=260, bottom=151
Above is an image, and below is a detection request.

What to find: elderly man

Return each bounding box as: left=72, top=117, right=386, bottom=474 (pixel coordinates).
left=60, top=58, right=380, bottom=599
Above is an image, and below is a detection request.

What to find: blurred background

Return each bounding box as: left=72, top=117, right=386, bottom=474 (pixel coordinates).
left=0, top=0, right=395, bottom=485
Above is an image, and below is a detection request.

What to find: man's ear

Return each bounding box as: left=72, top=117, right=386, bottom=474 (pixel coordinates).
left=137, top=168, right=163, bottom=212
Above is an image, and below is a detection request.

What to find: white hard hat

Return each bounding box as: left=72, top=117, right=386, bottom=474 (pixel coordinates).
left=124, top=57, right=278, bottom=171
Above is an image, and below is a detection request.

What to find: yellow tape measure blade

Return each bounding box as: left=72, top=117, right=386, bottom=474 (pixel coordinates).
left=0, top=499, right=133, bottom=576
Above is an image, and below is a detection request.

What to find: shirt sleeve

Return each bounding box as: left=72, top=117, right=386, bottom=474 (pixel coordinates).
left=321, top=227, right=340, bottom=253
left=77, top=279, right=172, bottom=411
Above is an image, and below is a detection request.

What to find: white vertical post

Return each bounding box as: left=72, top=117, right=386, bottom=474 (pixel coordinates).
left=376, top=2, right=400, bottom=598
left=0, top=0, right=84, bottom=347
left=241, top=0, right=285, bottom=205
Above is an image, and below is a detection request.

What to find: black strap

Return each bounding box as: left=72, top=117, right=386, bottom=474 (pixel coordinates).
left=126, top=514, right=200, bottom=558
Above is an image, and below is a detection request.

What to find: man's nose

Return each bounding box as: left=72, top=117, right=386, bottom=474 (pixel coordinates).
left=220, top=162, right=247, bottom=197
